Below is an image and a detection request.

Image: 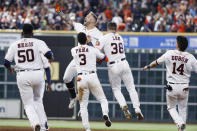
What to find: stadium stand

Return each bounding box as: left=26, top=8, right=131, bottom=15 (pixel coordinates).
left=0, top=0, right=196, bottom=32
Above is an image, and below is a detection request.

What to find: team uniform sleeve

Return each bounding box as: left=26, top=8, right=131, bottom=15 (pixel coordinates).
left=191, top=56, right=197, bottom=73
left=71, top=48, right=76, bottom=58
left=5, top=44, right=15, bottom=62
left=96, top=37, right=105, bottom=50
left=157, top=51, right=169, bottom=64
left=94, top=47, right=105, bottom=60
left=73, top=22, right=85, bottom=33
left=41, top=54, right=50, bottom=68
left=39, top=41, right=51, bottom=55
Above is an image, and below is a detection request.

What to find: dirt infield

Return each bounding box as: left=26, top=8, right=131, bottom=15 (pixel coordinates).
left=0, top=127, right=125, bottom=131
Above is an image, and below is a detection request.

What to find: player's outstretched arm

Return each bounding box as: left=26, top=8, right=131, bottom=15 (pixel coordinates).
left=59, top=12, right=73, bottom=26
left=142, top=60, right=158, bottom=71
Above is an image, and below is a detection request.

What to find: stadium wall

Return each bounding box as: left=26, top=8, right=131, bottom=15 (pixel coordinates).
left=0, top=31, right=197, bottom=123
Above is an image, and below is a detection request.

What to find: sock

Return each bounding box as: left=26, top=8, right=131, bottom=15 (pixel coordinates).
left=66, top=81, right=76, bottom=98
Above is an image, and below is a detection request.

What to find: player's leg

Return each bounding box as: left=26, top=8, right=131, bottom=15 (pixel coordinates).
left=77, top=76, right=91, bottom=131
left=17, top=72, right=40, bottom=130
left=177, top=86, right=189, bottom=131
left=88, top=74, right=111, bottom=127
left=32, top=71, right=49, bottom=131
left=166, top=87, right=184, bottom=128
left=63, top=60, right=77, bottom=109
left=121, top=61, right=143, bottom=120
left=108, top=67, right=131, bottom=119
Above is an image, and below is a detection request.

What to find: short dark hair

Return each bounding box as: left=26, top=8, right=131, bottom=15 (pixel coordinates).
left=77, top=32, right=87, bottom=45
left=176, top=36, right=188, bottom=51
left=22, top=24, right=33, bottom=35
left=107, top=22, right=117, bottom=31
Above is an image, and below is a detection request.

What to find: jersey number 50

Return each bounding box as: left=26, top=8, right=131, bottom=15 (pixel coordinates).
left=18, top=49, right=34, bottom=63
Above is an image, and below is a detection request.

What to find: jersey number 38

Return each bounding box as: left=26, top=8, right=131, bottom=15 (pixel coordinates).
left=111, top=43, right=124, bottom=54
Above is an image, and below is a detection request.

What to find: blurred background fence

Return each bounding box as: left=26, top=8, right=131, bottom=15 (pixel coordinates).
left=0, top=31, right=197, bottom=123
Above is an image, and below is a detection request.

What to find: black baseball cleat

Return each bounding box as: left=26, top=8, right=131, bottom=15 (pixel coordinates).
left=103, top=115, right=111, bottom=127
left=180, top=124, right=186, bottom=131
left=122, top=106, right=132, bottom=120
left=35, top=124, right=40, bottom=131
left=45, top=122, right=49, bottom=131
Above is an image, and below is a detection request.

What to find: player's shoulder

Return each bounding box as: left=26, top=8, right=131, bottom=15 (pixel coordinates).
left=184, top=51, right=196, bottom=59
left=11, top=39, right=21, bottom=45
left=71, top=46, right=77, bottom=51
left=94, top=27, right=103, bottom=35
left=100, top=33, right=111, bottom=40
left=73, top=22, right=83, bottom=26
left=31, top=38, right=46, bottom=44
left=9, top=39, right=23, bottom=48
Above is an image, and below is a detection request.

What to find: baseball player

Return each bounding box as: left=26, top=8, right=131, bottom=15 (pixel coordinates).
left=4, top=24, right=53, bottom=131
left=60, top=11, right=103, bottom=109
left=143, top=36, right=196, bottom=131
left=96, top=22, right=144, bottom=120
left=71, top=32, right=111, bottom=131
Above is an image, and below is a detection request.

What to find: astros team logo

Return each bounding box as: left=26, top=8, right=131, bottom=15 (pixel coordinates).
left=55, top=0, right=65, bottom=13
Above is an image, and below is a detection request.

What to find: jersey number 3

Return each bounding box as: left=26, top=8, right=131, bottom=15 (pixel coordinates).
left=79, top=54, right=86, bottom=65
left=172, top=63, right=184, bottom=75
left=18, top=49, right=34, bottom=63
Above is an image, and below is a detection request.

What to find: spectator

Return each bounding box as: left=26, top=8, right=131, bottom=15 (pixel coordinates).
left=112, top=12, right=123, bottom=27
left=0, top=0, right=196, bottom=32
left=104, top=6, right=113, bottom=21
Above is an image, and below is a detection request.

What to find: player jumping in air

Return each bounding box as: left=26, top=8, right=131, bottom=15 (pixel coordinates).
left=4, top=24, right=53, bottom=131
left=96, top=22, right=144, bottom=120
left=72, top=32, right=111, bottom=131
left=143, top=36, right=196, bottom=131
left=59, top=11, right=103, bottom=109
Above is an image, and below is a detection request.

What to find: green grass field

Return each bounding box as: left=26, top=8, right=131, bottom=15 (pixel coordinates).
left=0, top=119, right=197, bottom=131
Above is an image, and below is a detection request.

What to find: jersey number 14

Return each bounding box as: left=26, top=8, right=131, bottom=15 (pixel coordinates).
left=172, top=62, right=184, bottom=75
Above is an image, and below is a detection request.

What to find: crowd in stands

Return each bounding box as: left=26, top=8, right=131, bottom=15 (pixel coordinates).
left=0, top=0, right=197, bottom=32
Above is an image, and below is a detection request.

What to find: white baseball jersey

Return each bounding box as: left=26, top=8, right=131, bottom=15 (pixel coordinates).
left=97, top=32, right=126, bottom=62
left=157, top=50, right=197, bottom=83
left=71, top=45, right=105, bottom=72
left=73, top=22, right=103, bottom=46
left=5, top=38, right=51, bottom=70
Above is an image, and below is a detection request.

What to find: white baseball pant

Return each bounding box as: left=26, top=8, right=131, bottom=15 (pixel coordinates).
left=166, top=83, right=189, bottom=126
left=17, top=70, right=48, bottom=130
left=108, top=60, right=140, bottom=109
left=63, top=60, right=77, bottom=83
left=77, top=72, right=109, bottom=130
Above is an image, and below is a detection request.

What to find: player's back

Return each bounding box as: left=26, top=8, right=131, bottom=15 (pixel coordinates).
left=161, top=50, right=197, bottom=83
left=71, top=45, right=101, bottom=72
left=10, top=38, right=48, bottom=70
left=101, top=33, right=126, bottom=62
